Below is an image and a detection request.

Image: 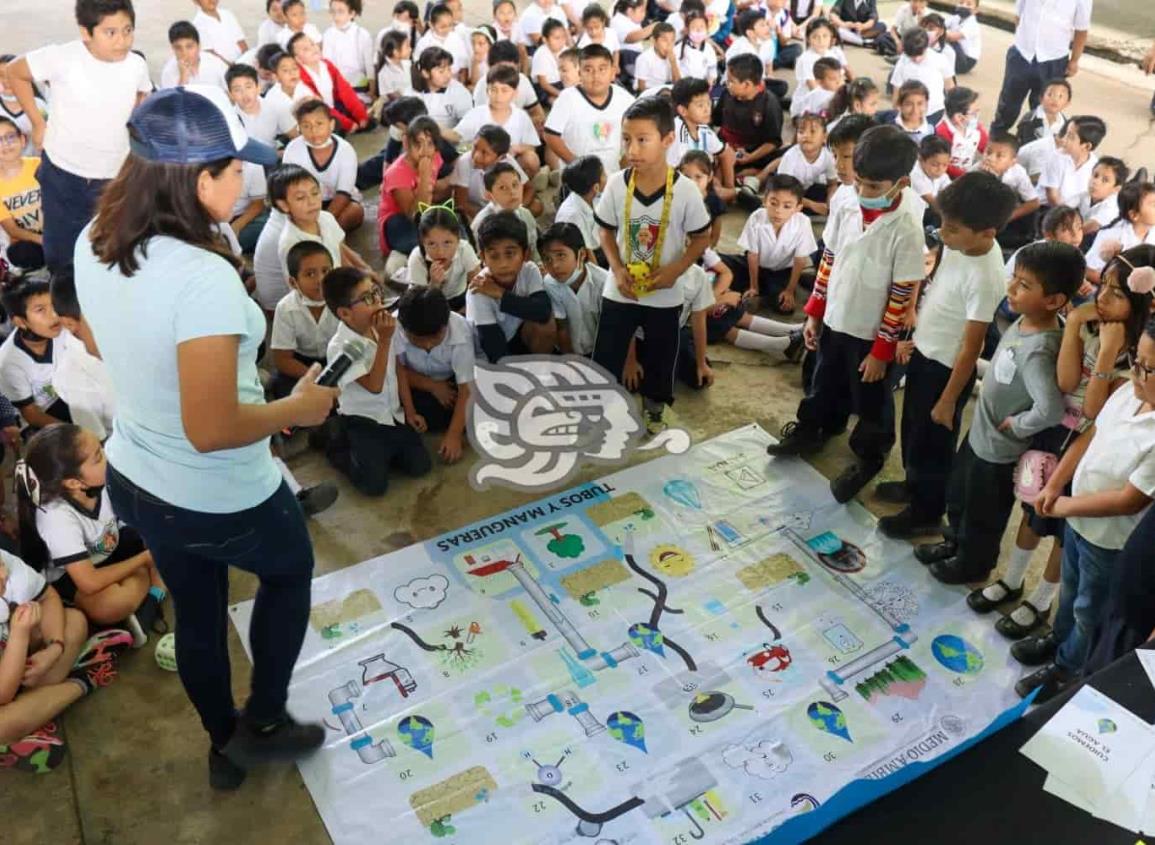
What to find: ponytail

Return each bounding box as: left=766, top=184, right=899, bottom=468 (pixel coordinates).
left=827, top=77, right=878, bottom=122
left=14, top=424, right=87, bottom=572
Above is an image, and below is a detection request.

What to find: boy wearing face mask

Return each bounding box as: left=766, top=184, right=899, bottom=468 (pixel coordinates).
left=935, top=86, right=986, bottom=179
left=944, top=0, right=981, bottom=74
left=768, top=126, right=925, bottom=504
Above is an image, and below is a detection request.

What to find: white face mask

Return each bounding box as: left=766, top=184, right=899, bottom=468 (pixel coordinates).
left=296, top=290, right=327, bottom=308
left=392, top=20, right=413, bottom=33
left=562, top=265, right=585, bottom=287
left=389, top=125, right=404, bottom=141
left=303, top=137, right=333, bottom=149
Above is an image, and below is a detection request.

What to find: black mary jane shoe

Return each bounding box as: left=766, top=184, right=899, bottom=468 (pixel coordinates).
left=996, top=601, right=1050, bottom=640
left=966, top=579, right=1024, bottom=614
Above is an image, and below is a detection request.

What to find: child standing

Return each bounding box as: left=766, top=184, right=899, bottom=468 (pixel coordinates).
left=915, top=241, right=1084, bottom=584
left=1017, top=299, right=1155, bottom=703
left=323, top=268, right=431, bottom=497
left=379, top=117, right=443, bottom=257
left=5, top=0, right=152, bottom=271
left=17, top=424, right=164, bottom=629
left=877, top=173, right=1018, bottom=538
left=768, top=126, right=924, bottom=503
left=192, top=0, right=248, bottom=64
left=282, top=99, right=364, bottom=233
left=725, top=174, right=817, bottom=312
left=544, top=45, right=636, bottom=176
left=323, top=0, right=376, bottom=101
left=0, top=119, right=43, bottom=272
left=593, top=97, right=711, bottom=434
left=288, top=32, right=370, bottom=134
left=0, top=276, right=70, bottom=430
left=555, top=156, right=606, bottom=256
left=935, top=86, right=986, bottom=178
left=467, top=212, right=555, bottom=362
left=160, top=21, right=230, bottom=90
left=407, top=205, right=481, bottom=312
left=395, top=286, right=475, bottom=463
left=270, top=241, right=340, bottom=399
left=539, top=222, right=609, bottom=357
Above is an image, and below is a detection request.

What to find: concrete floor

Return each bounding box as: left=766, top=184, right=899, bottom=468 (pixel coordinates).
left=2, top=2, right=1155, bottom=844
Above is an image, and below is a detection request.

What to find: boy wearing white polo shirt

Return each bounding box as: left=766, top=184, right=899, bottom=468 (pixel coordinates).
left=5, top=0, right=152, bottom=270
left=271, top=241, right=340, bottom=399
left=160, top=22, right=230, bottom=91
left=395, top=286, right=476, bottom=464
left=323, top=267, right=431, bottom=497
left=593, top=97, right=710, bottom=435
left=890, top=29, right=951, bottom=123
left=227, top=65, right=296, bottom=147
left=1038, top=115, right=1104, bottom=210
left=944, top=0, right=980, bottom=74
left=723, top=174, right=817, bottom=314
left=539, top=222, right=607, bottom=357
left=544, top=45, right=635, bottom=177
left=769, top=126, right=925, bottom=503
left=877, top=173, right=1018, bottom=537
left=193, top=0, right=248, bottom=64
left=281, top=99, right=363, bottom=233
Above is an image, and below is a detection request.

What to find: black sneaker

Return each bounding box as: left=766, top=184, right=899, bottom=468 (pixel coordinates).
left=222, top=714, right=325, bottom=767
left=830, top=460, right=884, bottom=504
left=1011, top=631, right=1059, bottom=667
left=297, top=482, right=339, bottom=517
left=783, top=330, right=805, bottom=363
left=874, top=480, right=911, bottom=504
left=877, top=506, right=944, bottom=539
left=209, top=747, right=247, bottom=791
left=766, top=421, right=826, bottom=457
left=914, top=540, right=957, bottom=565
left=928, top=556, right=991, bottom=585
left=1014, top=663, right=1074, bottom=703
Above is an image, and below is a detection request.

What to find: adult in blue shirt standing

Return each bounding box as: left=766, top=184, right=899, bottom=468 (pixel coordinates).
left=73, top=85, right=338, bottom=791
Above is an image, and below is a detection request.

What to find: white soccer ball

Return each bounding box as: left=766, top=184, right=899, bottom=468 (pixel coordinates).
left=155, top=633, right=178, bottom=672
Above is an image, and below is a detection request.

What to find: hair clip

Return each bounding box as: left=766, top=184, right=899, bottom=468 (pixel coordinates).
left=14, top=460, right=40, bottom=508
left=1128, top=266, right=1155, bottom=296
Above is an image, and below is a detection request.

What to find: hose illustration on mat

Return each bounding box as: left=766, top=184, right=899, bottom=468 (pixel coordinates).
left=623, top=540, right=697, bottom=672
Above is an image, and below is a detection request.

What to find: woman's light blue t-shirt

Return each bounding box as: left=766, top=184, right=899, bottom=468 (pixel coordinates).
left=74, top=228, right=280, bottom=513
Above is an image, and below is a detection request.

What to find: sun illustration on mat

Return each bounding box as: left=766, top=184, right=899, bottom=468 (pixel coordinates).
left=649, top=544, right=694, bottom=578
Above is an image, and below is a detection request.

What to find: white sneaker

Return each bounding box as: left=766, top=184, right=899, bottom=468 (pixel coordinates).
left=126, top=613, right=148, bottom=649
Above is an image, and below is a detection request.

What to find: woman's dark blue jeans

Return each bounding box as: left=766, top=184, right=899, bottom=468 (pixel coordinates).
left=108, top=464, right=314, bottom=749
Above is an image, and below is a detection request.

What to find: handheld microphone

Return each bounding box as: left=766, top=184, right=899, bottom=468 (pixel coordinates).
left=315, top=337, right=369, bottom=388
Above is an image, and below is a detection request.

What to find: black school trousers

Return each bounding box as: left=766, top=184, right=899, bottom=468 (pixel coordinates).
left=796, top=327, right=895, bottom=465
left=901, top=349, right=976, bottom=522
left=593, top=298, right=681, bottom=406
left=943, top=436, right=1018, bottom=577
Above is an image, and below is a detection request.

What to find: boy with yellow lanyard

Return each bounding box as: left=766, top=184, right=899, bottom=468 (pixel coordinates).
left=593, top=97, right=712, bottom=435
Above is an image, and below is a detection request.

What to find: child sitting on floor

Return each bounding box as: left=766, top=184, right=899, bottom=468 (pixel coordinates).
left=449, top=125, right=528, bottom=221
left=768, top=113, right=837, bottom=216
left=287, top=32, right=370, bottom=134
left=1082, top=157, right=1127, bottom=239
left=467, top=211, right=555, bottom=362
left=323, top=267, right=432, bottom=496
left=555, top=156, right=606, bottom=258
left=270, top=241, right=340, bottom=399
left=395, top=286, right=475, bottom=464
left=406, top=204, right=481, bottom=312
left=282, top=98, right=364, bottom=233
left=935, top=86, right=985, bottom=179
left=0, top=275, right=70, bottom=431
left=539, top=222, right=609, bottom=357
left=470, top=163, right=539, bottom=260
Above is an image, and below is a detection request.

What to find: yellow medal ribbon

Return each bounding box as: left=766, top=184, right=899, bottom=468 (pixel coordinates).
left=623, top=166, right=675, bottom=296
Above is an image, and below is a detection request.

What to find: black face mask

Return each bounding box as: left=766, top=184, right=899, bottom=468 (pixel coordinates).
left=955, top=6, right=972, bottom=18
left=18, top=327, right=50, bottom=343
left=83, top=485, right=104, bottom=499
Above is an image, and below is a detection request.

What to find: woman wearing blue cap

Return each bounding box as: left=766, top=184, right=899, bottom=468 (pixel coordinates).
left=72, top=84, right=338, bottom=790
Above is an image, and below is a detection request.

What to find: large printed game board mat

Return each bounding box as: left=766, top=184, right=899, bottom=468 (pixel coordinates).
left=230, top=424, right=1024, bottom=845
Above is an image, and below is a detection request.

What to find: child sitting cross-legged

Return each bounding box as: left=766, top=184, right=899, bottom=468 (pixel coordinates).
left=935, top=86, right=986, bottom=179
left=0, top=548, right=126, bottom=774
left=790, top=57, right=842, bottom=121
left=470, top=162, right=539, bottom=260
left=16, top=425, right=165, bottom=638
left=282, top=98, right=364, bottom=233
left=764, top=113, right=837, bottom=216
left=275, top=167, right=376, bottom=285
left=717, top=54, right=786, bottom=182
left=0, top=274, right=71, bottom=432
left=722, top=174, right=817, bottom=314
left=395, top=286, right=475, bottom=464
left=539, top=222, right=610, bottom=357
left=406, top=204, right=481, bottom=312
left=270, top=241, right=340, bottom=399
left=911, top=134, right=951, bottom=222
left=450, top=125, right=530, bottom=222
left=467, top=211, right=556, bottom=363
left=322, top=267, right=431, bottom=497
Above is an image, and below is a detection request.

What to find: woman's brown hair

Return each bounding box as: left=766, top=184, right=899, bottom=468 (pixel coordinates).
left=88, top=154, right=241, bottom=277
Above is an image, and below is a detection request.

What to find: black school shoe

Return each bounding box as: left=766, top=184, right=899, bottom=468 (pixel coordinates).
left=221, top=713, right=325, bottom=768
left=914, top=540, right=957, bottom=565
left=209, top=747, right=247, bottom=791
left=1011, top=631, right=1059, bottom=666
left=928, top=556, right=991, bottom=585
left=996, top=602, right=1050, bottom=640
left=1015, top=663, right=1075, bottom=704
left=297, top=482, right=339, bottom=517
left=831, top=460, right=885, bottom=504
left=966, top=579, right=1024, bottom=614
left=874, top=480, right=911, bottom=504
left=766, top=421, right=827, bottom=457
left=877, top=506, right=944, bottom=539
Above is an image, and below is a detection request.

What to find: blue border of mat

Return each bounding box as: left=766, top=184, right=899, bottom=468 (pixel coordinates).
left=749, top=693, right=1036, bottom=844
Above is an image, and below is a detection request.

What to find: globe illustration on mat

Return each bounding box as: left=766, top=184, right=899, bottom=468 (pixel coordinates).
left=931, top=635, right=984, bottom=675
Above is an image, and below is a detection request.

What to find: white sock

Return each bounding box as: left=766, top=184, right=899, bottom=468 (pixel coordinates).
left=980, top=546, right=1032, bottom=601
left=274, top=457, right=303, bottom=495
left=1011, top=579, right=1060, bottom=625
left=746, top=316, right=797, bottom=337
left=735, top=329, right=790, bottom=354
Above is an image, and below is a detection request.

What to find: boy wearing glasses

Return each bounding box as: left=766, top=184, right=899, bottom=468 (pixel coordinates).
left=0, top=117, right=44, bottom=272
left=322, top=266, right=431, bottom=497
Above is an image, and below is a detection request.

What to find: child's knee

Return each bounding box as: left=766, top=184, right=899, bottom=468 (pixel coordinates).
left=351, top=468, right=390, bottom=497
left=63, top=608, right=88, bottom=643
